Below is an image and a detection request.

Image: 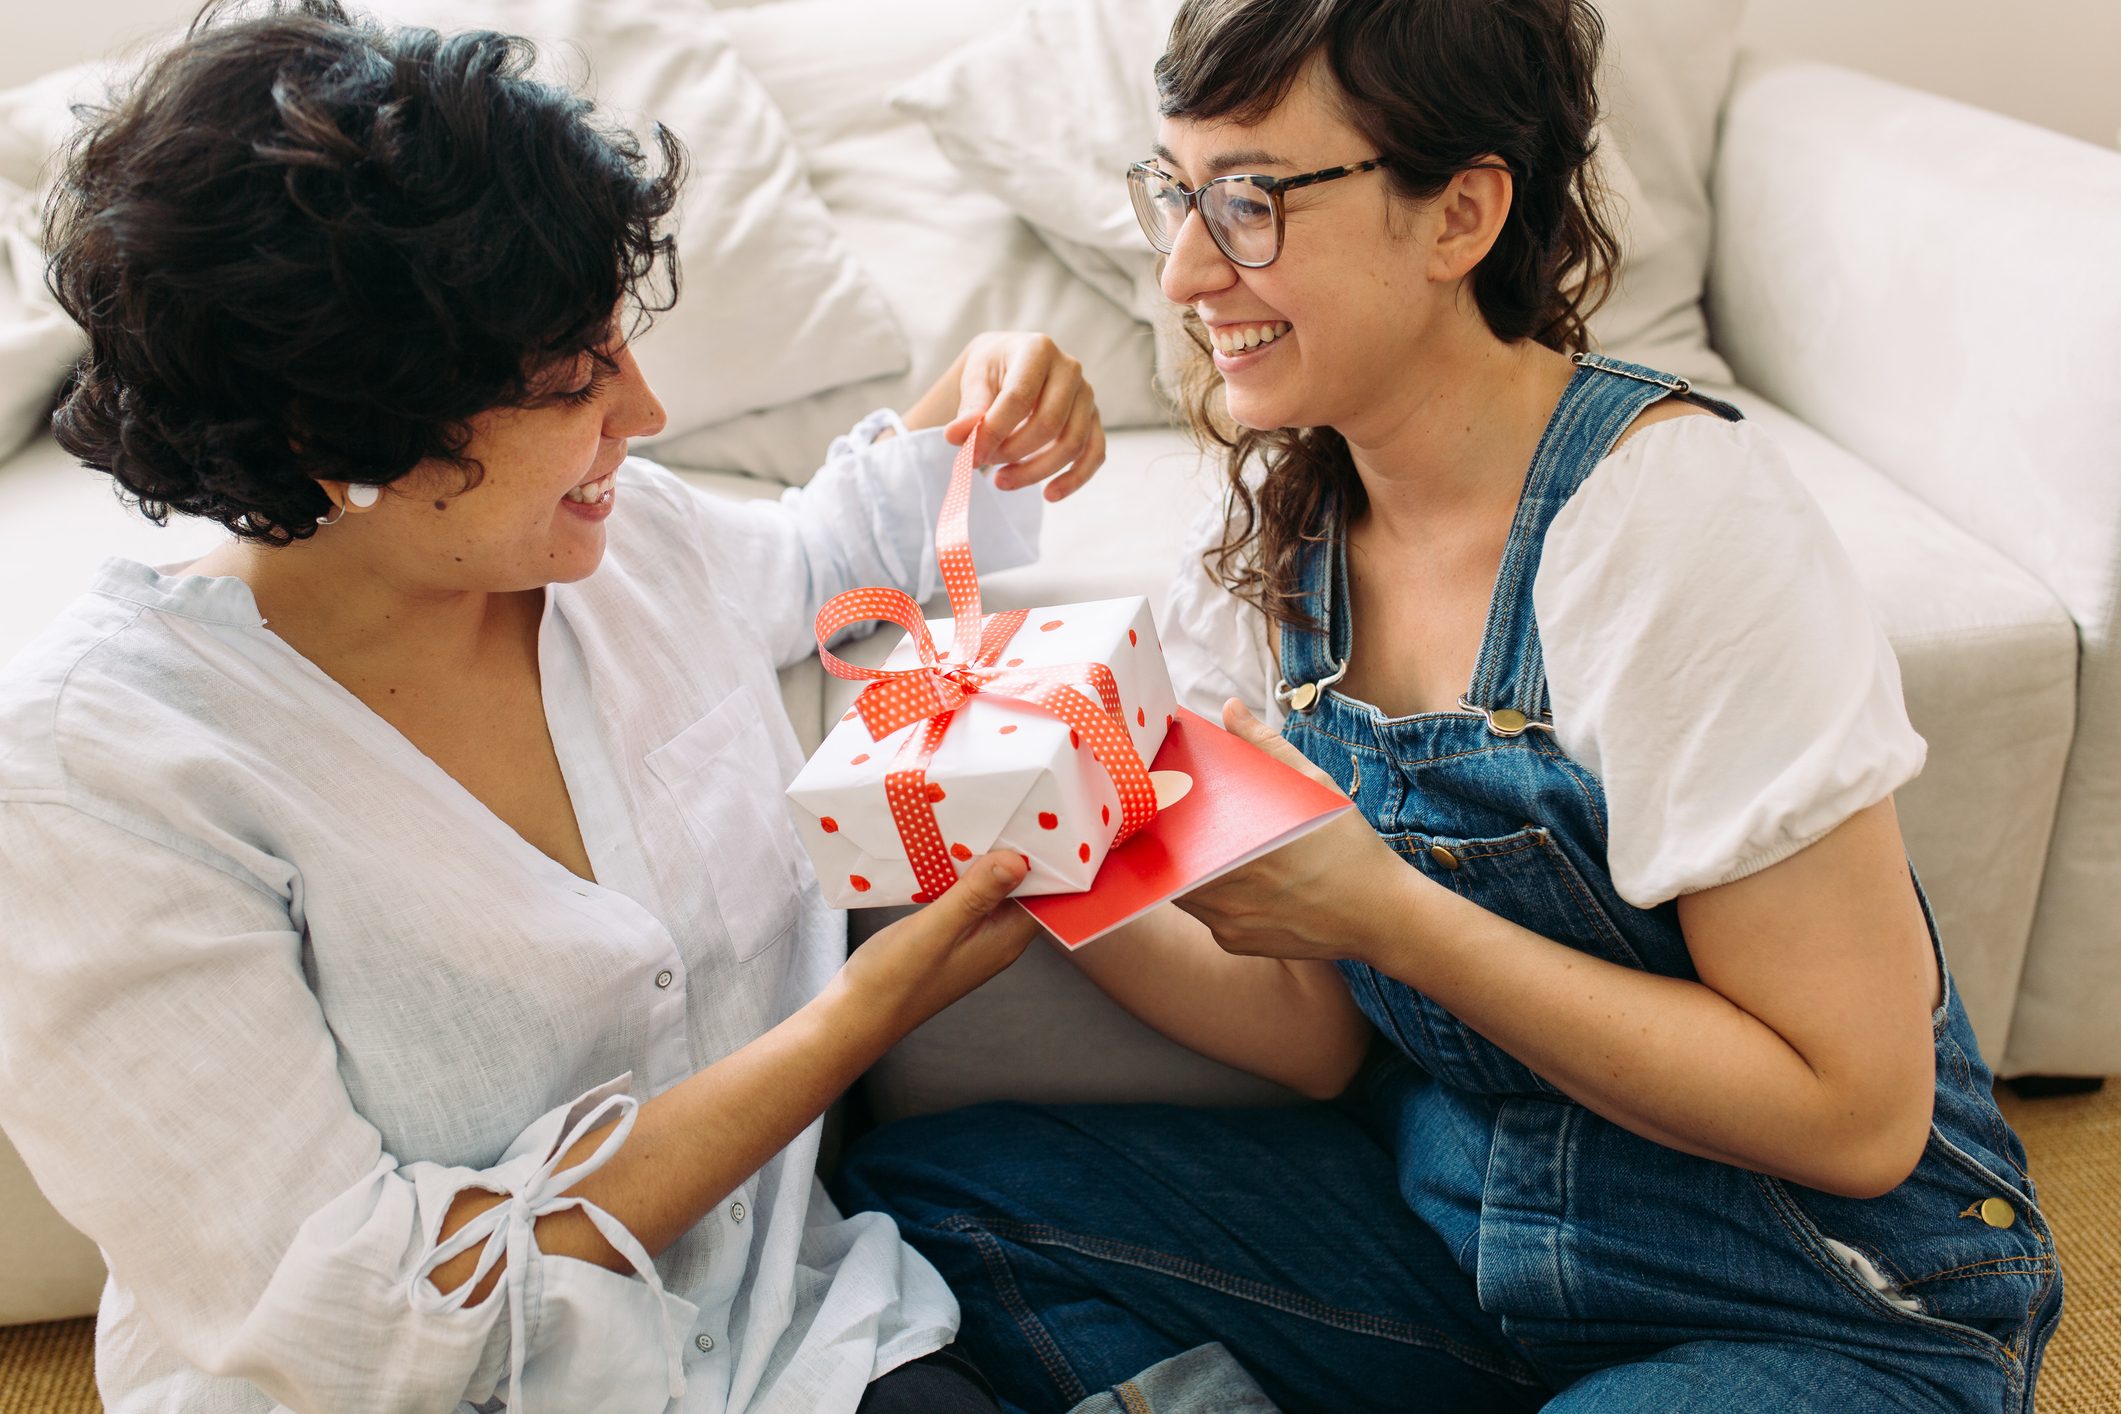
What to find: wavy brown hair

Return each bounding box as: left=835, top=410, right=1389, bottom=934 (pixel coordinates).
left=1158, top=0, right=1621, bottom=629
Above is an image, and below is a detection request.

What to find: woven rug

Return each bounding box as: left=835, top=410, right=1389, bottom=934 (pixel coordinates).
left=4, top=1081, right=2117, bottom=1412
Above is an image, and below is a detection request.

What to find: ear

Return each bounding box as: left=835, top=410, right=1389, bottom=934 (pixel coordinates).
left=1426, top=158, right=1513, bottom=284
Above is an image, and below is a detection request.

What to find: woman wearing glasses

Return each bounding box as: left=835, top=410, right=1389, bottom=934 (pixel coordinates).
left=0, top=4, right=1102, bottom=1411
left=839, top=0, right=2059, bottom=1410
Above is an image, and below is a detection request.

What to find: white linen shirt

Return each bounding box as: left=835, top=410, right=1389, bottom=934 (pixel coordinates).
left=1162, top=415, right=1927, bottom=907
left=0, top=414, right=1041, bottom=1414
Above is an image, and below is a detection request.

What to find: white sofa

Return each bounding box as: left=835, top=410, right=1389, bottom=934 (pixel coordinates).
left=4, top=4, right=2119, bottom=1339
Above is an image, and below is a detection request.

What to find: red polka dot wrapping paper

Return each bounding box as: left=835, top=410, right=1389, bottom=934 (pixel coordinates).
left=787, top=594, right=1178, bottom=909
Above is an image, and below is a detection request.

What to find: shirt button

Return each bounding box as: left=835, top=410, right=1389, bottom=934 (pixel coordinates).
left=1429, top=845, right=1462, bottom=871
left=695, top=1333, right=715, bottom=1353
left=730, top=1200, right=746, bottom=1224
left=654, top=970, right=674, bottom=989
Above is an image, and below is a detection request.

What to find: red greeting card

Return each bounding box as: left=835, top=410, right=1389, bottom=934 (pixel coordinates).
left=1020, top=707, right=1353, bottom=948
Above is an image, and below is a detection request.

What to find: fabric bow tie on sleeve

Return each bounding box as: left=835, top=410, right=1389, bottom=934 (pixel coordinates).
left=810, top=425, right=1158, bottom=902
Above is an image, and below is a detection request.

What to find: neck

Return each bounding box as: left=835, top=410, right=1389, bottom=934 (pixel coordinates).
left=196, top=532, right=538, bottom=689
left=1338, top=321, right=1577, bottom=542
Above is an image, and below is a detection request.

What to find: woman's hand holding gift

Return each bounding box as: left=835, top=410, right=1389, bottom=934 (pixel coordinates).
left=834, top=850, right=1040, bottom=1031
left=1173, top=700, right=1412, bottom=965
left=898, top=331, right=1107, bottom=500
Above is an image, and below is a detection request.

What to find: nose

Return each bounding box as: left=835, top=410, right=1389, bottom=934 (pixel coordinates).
left=1158, top=204, right=1239, bottom=308
left=606, top=343, right=668, bottom=440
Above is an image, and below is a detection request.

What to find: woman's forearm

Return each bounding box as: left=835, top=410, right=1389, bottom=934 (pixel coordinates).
left=1060, top=905, right=1371, bottom=1099
left=431, top=971, right=910, bottom=1299
left=1359, top=869, right=1929, bottom=1198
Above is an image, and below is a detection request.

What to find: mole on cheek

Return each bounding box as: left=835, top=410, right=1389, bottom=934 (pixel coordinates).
left=433, top=499, right=448, bottom=511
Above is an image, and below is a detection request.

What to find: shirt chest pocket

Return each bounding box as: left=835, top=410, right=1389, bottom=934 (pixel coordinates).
left=647, top=685, right=809, bottom=962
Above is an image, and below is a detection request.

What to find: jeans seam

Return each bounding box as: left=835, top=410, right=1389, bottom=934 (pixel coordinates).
left=1531, top=740, right=1610, bottom=848
left=1296, top=716, right=1526, bottom=764
left=973, top=1217, right=1542, bottom=1386
left=938, top=1214, right=1091, bottom=1408
left=1914, top=1261, right=2058, bottom=1283
left=1116, top=1380, right=1152, bottom=1414
left=1535, top=833, right=1645, bottom=970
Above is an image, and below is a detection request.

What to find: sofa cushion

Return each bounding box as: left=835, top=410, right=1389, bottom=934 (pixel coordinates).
left=645, top=0, right=1163, bottom=484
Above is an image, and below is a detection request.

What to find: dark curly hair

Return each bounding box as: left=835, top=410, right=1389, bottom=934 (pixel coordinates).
left=1157, top=0, right=1621, bottom=629
left=45, top=0, right=683, bottom=544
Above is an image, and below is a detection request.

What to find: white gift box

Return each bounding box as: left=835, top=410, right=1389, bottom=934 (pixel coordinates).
left=788, top=595, right=1177, bottom=908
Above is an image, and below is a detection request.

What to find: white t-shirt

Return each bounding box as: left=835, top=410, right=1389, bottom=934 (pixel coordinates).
left=1162, top=415, right=1926, bottom=908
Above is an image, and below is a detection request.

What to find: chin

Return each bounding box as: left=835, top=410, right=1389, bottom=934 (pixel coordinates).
left=1221, top=386, right=1299, bottom=435
left=548, top=536, right=608, bottom=585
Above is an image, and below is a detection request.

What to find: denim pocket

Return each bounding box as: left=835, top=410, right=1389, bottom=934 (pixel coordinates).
left=1390, top=824, right=1647, bottom=972
left=1762, top=1130, right=2059, bottom=1367
left=1350, top=824, right=1651, bottom=1096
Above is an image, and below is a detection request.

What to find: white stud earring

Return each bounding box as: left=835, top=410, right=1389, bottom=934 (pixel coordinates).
left=346, top=483, right=381, bottom=508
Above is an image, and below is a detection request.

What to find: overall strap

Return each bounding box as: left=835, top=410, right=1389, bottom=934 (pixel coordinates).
left=1463, top=353, right=1742, bottom=727
left=1275, top=502, right=1351, bottom=713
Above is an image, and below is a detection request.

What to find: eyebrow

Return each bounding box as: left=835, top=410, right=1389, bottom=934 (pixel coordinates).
left=1151, top=142, right=1295, bottom=176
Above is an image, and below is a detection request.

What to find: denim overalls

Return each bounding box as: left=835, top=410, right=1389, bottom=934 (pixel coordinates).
left=839, top=354, right=2064, bottom=1414
left=1273, top=354, right=2061, bottom=1407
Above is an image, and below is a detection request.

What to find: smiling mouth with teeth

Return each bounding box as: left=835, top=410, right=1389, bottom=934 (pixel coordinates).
left=563, top=471, right=616, bottom=504
left=1210, top=321, right=1292, bottom=356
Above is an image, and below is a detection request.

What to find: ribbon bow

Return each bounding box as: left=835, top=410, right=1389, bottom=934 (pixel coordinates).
left=812, top=424, right=1157, bottom=901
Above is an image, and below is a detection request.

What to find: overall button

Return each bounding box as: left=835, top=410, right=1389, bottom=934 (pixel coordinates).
left=1488, top=708, right=1529, bottom=735
left=695, top=1333, right=716, bottom=1353
left=1429, top=845, right=1462, bottom=871
left=654, top=970, right=674, bottom=990
left=1288, top=681, right=1319, bottom=712
left=730, top=1200, right=746, bottom=1224
left=1980, top=1197, right=2017, bottom=1229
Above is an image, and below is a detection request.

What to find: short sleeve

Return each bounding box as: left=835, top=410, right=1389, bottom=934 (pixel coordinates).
left=1534, top=416, right=1927, bottom=908
left=1161, top=495, right=1280, bottom=725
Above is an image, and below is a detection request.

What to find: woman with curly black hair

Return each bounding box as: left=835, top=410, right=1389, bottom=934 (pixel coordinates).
left=0, top=2, right=1096, bottom=1409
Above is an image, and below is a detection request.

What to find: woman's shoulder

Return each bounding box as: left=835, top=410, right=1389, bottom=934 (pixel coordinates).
left=0, top=564, right=193, bottom=797
left=1550, top=411, right=1823, bottom=577
left=0, top=563, right=306, bottom=873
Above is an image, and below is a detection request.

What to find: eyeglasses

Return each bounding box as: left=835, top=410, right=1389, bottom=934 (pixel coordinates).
left=1127, top=157, right=1513, bottom=269
left=1126, top=158, right=1388, bottom=268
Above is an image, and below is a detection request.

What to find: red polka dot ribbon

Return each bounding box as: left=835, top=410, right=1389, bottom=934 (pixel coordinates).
left=813, top=423, right=1157, bottom=900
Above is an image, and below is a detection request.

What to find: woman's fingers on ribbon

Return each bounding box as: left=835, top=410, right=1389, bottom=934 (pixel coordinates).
left=952, top=333, right=1047, bottom=449
left=1001, top=392, right=1105, bottom=500
left=957, top=334, right=1091, bottom=462
left=987, top=365, right=1079, bottom=475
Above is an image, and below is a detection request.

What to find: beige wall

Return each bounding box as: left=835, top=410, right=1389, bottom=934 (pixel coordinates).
left=1740, top=0, right=2121, bottom=149
left=7, top=3, right=2120, bottom=148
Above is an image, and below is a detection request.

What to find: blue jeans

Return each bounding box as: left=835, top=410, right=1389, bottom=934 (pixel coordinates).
left=836, top=1067, right=2055, bottom=1412
left=834, top=1092, right=1546, bottom=1414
